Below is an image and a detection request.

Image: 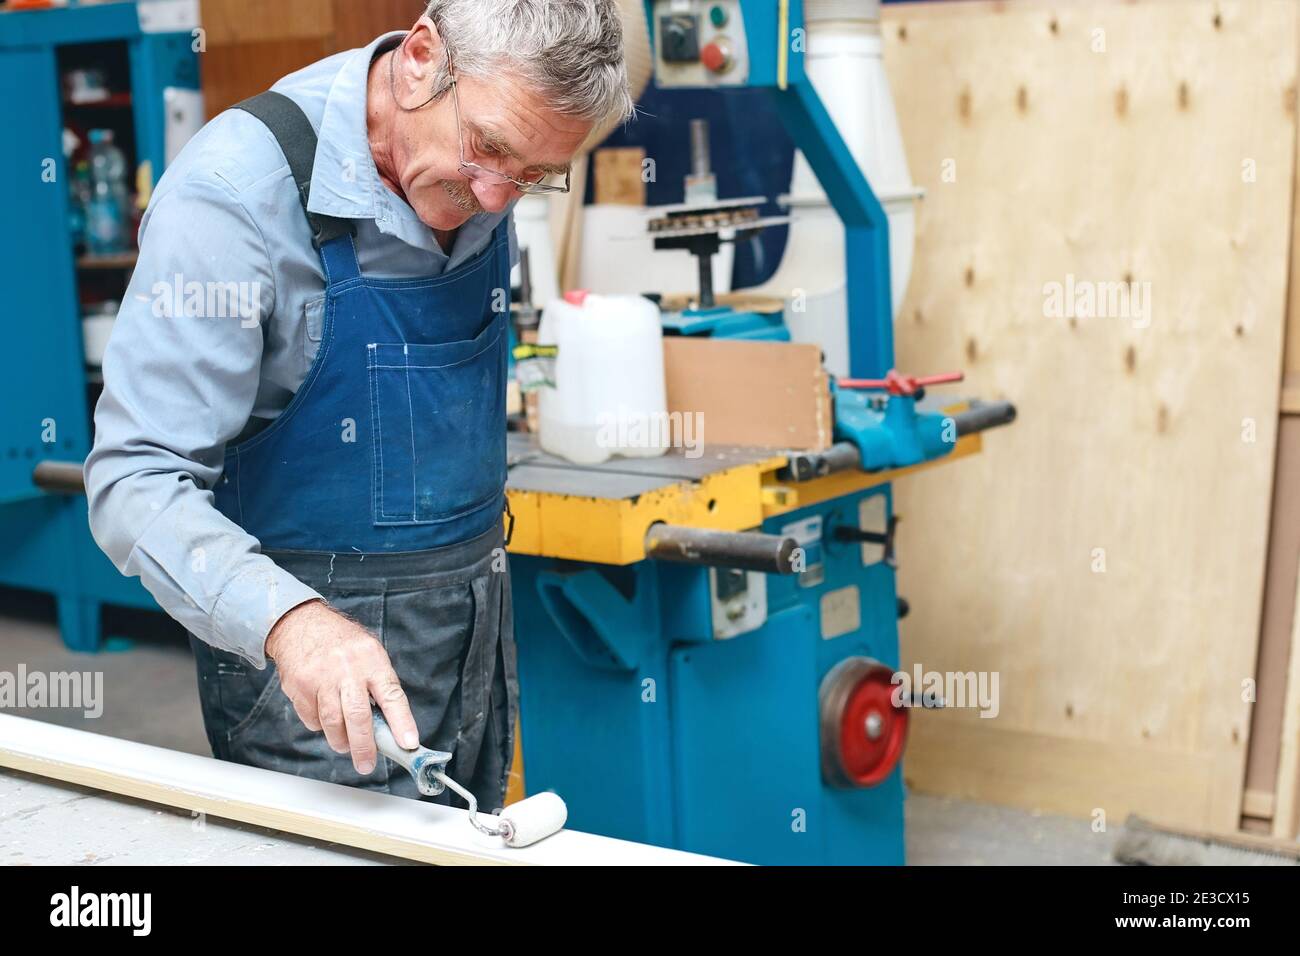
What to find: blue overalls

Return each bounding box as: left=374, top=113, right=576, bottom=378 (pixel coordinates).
left=189, top=91, right=518, bottom=809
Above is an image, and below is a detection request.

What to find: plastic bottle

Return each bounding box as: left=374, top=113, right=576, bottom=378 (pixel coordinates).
left=85, top=129, right=129, bottom=255
left=68, top=159, right=91, bottom=251
left=537, top=291, right=669, bottom=465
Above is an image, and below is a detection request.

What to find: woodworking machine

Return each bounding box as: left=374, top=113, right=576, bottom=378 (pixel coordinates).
left=503, top=0, right=1015, bottom=865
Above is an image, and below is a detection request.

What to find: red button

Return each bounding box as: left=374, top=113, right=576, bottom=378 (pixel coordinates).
left=700, top=41, right=729, bottom=73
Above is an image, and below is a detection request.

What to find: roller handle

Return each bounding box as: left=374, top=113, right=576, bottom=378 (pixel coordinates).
left=373, top=712, right=565, bottom=846
left=372, top=711, right=450, bottom=797
left=644, top=524, right=798, bottom=574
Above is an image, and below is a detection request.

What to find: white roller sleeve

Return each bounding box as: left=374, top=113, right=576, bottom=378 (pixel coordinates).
left=500, top=791, right=569, bottom=848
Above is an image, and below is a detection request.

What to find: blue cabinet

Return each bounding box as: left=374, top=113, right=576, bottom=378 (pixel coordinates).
left=0, top=1, right=199, bottom=648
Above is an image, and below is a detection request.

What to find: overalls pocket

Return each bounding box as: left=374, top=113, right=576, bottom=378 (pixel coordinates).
left=367, top=314, right=506, bottom=526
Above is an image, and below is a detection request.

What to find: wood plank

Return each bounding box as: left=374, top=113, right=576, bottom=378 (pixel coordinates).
left=1287, top=0, right=1300, bottom=397
left=555, top=155, right=590, bottom=292
left=885, top=0, right=1296, bottom=832
left=196, top=0, right=414, bottom=117
left=199, top=37, right=335, bottom=115
left=1242, top=788, right=1276, bottom=819
left=1244, top=0, right=1300, bottom=841
left=198, top=0, right=335, bottom=45
left=1246, top=416, right=1300, bottom=805
left=1273, top=563, right=1300, bottom=838
left=594, top=147, right=648, bottom=205
left=0, top=715, right=732, bottom=866
left=330, top=0, right=416, bottom=49
left=1283, top=375, right=1300, bottom=414
left=905, top=717, right=1246, bottom=830
left=663, top=338, right=832, bottom=451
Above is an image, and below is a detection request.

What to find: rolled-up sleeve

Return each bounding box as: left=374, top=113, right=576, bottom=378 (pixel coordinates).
left=84, top=177, right=320, bottom=668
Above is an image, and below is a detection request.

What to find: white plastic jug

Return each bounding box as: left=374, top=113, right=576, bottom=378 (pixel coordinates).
left=537, top=290, right=669, bottom=465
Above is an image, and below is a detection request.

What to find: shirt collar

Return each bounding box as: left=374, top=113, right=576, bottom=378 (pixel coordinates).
left=307, top=31, right=509, bottom=257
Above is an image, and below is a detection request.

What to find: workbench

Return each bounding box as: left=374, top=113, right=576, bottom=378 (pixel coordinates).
left=0, top=768, right=398, bottom=866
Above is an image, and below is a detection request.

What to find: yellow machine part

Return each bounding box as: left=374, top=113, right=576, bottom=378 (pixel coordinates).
left=504, top=432, right=983, bottom=566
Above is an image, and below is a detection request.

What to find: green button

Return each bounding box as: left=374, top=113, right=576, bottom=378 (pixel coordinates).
left=710, top=5, right=728, bottom=28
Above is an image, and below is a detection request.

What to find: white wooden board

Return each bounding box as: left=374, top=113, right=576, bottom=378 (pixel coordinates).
left=0, top=714, right=735, bottom=866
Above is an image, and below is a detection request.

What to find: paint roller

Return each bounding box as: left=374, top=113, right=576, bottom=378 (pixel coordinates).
left=372, top=712, right=567, bottom=848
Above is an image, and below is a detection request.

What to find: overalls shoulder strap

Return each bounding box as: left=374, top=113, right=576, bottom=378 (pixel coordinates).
left=235, top=91, right=359, bottom=279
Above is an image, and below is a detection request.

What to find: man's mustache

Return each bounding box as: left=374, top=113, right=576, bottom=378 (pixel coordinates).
left=441, top=179, right=482, bottom=214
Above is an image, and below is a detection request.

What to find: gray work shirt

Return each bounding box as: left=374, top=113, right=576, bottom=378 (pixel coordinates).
left=85, top=32, right=518, bottom=668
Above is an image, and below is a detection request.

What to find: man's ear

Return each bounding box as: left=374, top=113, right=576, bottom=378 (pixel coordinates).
left=399, top=15, right=445, bottom=96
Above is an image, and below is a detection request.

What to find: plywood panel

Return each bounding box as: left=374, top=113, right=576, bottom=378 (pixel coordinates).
left=200, top=37, right=335, bottom=114
left=332, top=0, right=420, bottom=49
left=200, top=0, right=335, bottom=45
left=884, top=0, right=1295, bottom=831
left=198, top=0, right=414, bottom=116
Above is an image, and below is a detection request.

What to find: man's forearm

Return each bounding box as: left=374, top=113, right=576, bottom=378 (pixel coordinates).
left=85, top=463, right=321, bottom=667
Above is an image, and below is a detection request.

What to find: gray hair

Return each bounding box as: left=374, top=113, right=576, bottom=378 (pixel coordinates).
left=423, top=0, right=634, bottom=125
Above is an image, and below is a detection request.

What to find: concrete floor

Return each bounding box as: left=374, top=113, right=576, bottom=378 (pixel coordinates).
left=0, top=593, right=1116, bottom=865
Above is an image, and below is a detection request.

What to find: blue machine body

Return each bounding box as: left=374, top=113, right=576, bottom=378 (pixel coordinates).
left=511, top=486, right=905, bottom=865
left=833, top=382, right=957, bottom=471
left=0, top=1, right=199, bottom=648
left=509, top=0, right=957, bottom=864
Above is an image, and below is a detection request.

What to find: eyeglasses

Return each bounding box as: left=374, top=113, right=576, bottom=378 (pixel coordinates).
left=445, top=52, right=571, bottom=195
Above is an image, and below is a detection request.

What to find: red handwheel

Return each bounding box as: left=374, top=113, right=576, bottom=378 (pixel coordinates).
left=819, top=657, right=910, bottom=788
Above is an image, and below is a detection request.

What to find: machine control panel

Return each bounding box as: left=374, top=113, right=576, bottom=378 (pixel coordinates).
left=659, top=11, right=701, bottom=62
left=653, top=0, right=750, bottom=87
left=710, top=566, right=768, bottom=639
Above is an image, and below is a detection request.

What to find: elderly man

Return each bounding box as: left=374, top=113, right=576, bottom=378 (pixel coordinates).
left=85, top=0, right=632, bottom=809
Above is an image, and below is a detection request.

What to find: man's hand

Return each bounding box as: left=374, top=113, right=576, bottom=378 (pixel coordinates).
left=264, top=599, right=419, bottom=774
